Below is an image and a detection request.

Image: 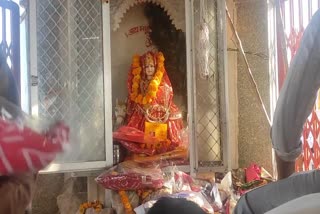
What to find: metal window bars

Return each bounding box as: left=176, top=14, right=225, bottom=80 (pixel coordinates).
left=193, top=0, right=225, bottom=169
left=0, top=0, right=20, bottom=94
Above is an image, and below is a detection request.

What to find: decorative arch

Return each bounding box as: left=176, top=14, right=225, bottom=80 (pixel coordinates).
left=110, top=0, right=185, bottom=32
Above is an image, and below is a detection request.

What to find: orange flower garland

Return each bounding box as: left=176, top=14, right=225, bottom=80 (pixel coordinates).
left=119, top=190, right=135, bottom=214
left=137, top=189, right=153, bottom=202
left=79, top=201, right=103, bottom=214
left=130, top=52, right=165, bottom=105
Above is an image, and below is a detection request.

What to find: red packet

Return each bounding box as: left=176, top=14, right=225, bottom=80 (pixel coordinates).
left=245, top=163, right=261, bottom=183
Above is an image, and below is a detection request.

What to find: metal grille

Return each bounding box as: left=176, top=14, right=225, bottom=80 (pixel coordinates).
left=278, top=0, right=320, bottom=171
left=0, top=0, right=20, bottom=94
left=303, top=111, right=320, bottom=170
left=193, top=0, right=221, bottom=167
left=36, top=0, right=105, bottom=163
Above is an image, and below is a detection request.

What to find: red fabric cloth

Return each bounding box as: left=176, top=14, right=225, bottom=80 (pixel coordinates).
left=0, top=119, right=69, bottom=175
left=118, top=140, right=155, bottom=156
left=96, top=161, right=164, bottom=190
left=113, top=126, right=159, bottom=144
left=125, top=52, right=184, bottom=150
left=96, top=172, right=164, bottom=190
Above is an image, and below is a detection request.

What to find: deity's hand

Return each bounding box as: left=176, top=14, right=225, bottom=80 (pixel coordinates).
left=145, top=104, right=170, bottom=123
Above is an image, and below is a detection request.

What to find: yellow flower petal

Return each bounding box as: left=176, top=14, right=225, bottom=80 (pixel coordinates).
left=148, top=84, right=157, bottom=91
left=155, top=72, right=163, bottom=79
left=132, top=67, right=142, bottom=75
left=145, top=94, right=152, bottom=100
left=133, top=75, right=141, bottom=82
left=132, top=82, right=139, bottom=89
left=157, top=63, right=164, bottom=69
left=150, top=79, right=159, bottom=86
left=133, top=55, right=140, bottom=61
left=149, top=91, right=157, bottom=97
left=132, top=62, right=140, bottom=68
left=142, top=97, right=147, bottom=105
left=136, top=95, right=143, bottom=103
left=155, top=76, right=162, bottom=83
left=157, top=52, right=165, bottom=63
left=130, top=93, right=137, bottom=100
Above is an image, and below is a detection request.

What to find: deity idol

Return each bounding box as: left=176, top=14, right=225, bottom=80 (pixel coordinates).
left=125, top=51, right=184, bottom=151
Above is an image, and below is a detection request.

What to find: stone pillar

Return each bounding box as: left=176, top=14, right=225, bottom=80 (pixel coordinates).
left=235, top=0, right=273, bottom=172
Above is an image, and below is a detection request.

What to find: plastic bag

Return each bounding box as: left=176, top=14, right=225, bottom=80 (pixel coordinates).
left=179, top=127, right=189, bottom=149
left=202, top=183, right=223, bottom=212
left=0, top=97, right=70, bottom=175
left=161, top=165, right=201, bottom=194
left=174, top=171, right=201, bottom=192
left=96, top=161, right=164, bottom=191
left=139, top=168, right=195, bottom=204
left=218, top=172, right=241, bottom=213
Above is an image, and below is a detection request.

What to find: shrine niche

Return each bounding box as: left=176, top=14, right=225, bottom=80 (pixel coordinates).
left=111, top=0, right=188, bottom=166
left=110, top=0, right=185, bottom=32
left=111, top=1, right=187, bottom=125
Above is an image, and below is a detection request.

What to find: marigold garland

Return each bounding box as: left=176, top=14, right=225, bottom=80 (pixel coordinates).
left=79, top=200, right=103, bottom=214
left=137, top=189, right=153, bottom=202
left=130, top=52, right=165, bottom=105
left=119, top=190, right=135, bottom=214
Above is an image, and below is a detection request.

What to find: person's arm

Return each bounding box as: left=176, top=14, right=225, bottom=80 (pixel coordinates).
left=265, top=193, right=320, bottom=214
left=275, top=153, right=295, bottom=180
left=271, top=9, right=320, bottom=179
left=234, top=170, right=320, bottom=214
